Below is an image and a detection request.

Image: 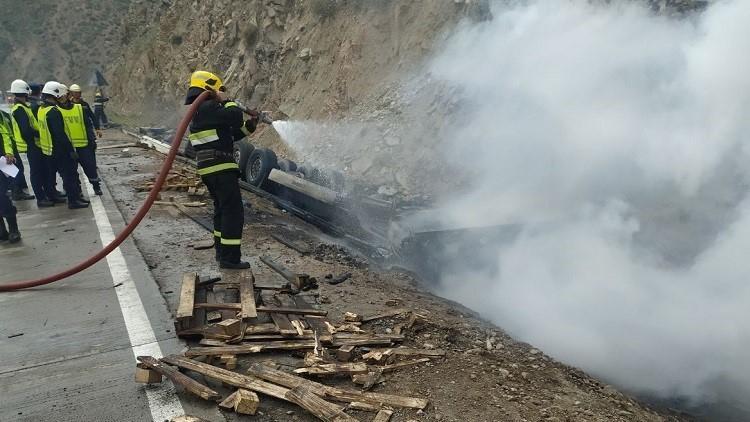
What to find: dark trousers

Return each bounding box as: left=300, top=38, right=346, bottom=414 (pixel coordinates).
left=26, top=146, right=52, bottom=201
left=76, top=144, right=99, bottom=185
left=48, top=150, right=80, bottom=203
left=0, top=174, right=16, bottom=217
left=12, top=150, right=28, bottom=193
left=94, top=107, right=108, bottom=127
left=202, top=170, right=244, bottom=263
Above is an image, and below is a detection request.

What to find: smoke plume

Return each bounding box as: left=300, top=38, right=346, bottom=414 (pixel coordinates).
left=428, top=0, right=750, bottom=411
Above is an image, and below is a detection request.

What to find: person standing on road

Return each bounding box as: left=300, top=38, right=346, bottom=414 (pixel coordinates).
left=93, top=90, right=109, bottom=129
left=8, top=79, right=56, bottom=207
left=3, top=81, right=35, bottom=201
left=70, top=84, right=103, bottom=139
left=0, top=126, right=21, bottom=243
left=184, top=70, right=259, bottom=269
left=60, top=84, right=102, bottom=196
left=38, top=82, right=89, bottom=209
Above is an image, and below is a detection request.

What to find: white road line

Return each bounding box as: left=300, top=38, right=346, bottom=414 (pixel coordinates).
left=84, top=182, right=185, bottom=421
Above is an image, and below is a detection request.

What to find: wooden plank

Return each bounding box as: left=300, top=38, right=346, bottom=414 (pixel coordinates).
left=161, top=355, right=290, bottom=401
left=245, top=323, right=281, bottom=335
left=177, top=273, right=198, bottom=319
left=347, top=401, right=380, bottom=412
left=362, top=348, right=445, bottom=363
left=361, top=309, right=408, bottom=323
left=239, top=270, right=258, bottom=319
left=285, top=385, right=358, bottom=422
left=185, top=340, right=317, bottom=356
left=137, top=356, right=221, bottom=401
left=380, top=358, right=431, bottom=373
left=294, top=363, right=368, bottom=376
left=135, top=364, right=162, bottom=384
left=336, top=345, right=355, bottom=362
left=259, top=255, right=297, bottom=281
left=331, top=338, right=395, bottom=347
left=261, top=292, right=302, bottom=337
left=193, top=303, right=327, bottom=316
left=218, top=391, right=238, bottom=410
left=160, top=356, right=350, bottom=421
left=271, top=233, right=312, bottom=255
left=216, top=319, right=242, bottom=337
left=234, top=389, right=260, bottom=415
left=246, top=363, right=429, bottom=409
left=372, top=410, right=393, bottom=422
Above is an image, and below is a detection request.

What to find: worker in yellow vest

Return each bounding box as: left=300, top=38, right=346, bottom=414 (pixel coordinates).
left=3, top=80, right=35, bottom=201
left=0, top=120, right=21, bottom=243
left=8, top=79, right=56, bottom=207
left=38, top=82, right=89, bottom=209
left=60, top=84, right=101, bottom=196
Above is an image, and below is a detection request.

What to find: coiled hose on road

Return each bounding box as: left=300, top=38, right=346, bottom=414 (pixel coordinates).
left=0, top=90, right=211, bottom=292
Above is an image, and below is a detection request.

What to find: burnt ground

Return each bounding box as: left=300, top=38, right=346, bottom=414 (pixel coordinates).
left=95, top=131, right=692, bottom=422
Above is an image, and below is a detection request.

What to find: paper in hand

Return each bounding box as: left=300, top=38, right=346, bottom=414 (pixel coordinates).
left=0, top=156, right=19, bottom=178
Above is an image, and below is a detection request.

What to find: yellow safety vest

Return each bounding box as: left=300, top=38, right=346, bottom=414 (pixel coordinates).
left=58, top=104, right=88, bottom=148
left=0, top=113, right=13, bottom=155
left=37, top=106, right=56, bottom=156
left=11, top=103, right=38, bottom=152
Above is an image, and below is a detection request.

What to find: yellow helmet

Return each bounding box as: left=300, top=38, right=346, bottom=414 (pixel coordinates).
left=189, top=70, right=224, bottom=92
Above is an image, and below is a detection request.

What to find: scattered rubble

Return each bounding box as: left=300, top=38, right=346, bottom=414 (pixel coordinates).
left=141, top=270, right=438, bottom=421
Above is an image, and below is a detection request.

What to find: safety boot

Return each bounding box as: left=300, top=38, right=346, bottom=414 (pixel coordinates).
left=93, top=183, right=103, bottom=196
left=0, top=218, right=8, bottom=241
left=68, top=200, right=90, bottom=209
left=219, top=260, right=252, bottom=270
left=6, top=215, right=21, bottom=243
left=13, top=190, right=35, bottom=201
left=78, top=195, right=91, bottom=204
left=37, top=199, right=55, bottom=207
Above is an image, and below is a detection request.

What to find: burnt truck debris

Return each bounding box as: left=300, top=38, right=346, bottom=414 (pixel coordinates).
left=129, top=128, right=519, bottom=283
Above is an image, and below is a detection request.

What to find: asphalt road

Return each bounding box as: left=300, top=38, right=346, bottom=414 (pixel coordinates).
left=0, top=164, right=221, bottom=421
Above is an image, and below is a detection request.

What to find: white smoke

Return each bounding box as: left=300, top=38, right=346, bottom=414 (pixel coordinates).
left=428, top=0, right=750, bottom=409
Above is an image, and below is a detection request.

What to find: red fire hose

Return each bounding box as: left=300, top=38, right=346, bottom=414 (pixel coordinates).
left=0, top=90, right=211, bottom=292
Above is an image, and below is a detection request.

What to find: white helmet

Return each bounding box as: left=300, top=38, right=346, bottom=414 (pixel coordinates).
left=42, top=81, right=67, bottom=98
left=69, top=84, right=81, bottom=93
left=9, top=79, right=31, bottom=95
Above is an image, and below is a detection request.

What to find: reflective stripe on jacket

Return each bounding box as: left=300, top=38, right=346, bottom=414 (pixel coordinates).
left=37, top=106, right=56, bottom=156
left=12, top=103, right=39, bottom=150
left=59, top=104, right=88, bottom=148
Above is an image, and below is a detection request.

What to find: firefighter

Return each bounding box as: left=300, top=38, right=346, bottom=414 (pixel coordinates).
left=8, top=79, right=56, bottom=207
left=93, top=90, right=109, bottom=129
left=61, top=84, right=102, bottom=196
left=0, top=125, right=21, bottom=243
left=38, top=82, right=88, bottom=209
left=184, top=71, right=259, bottom=269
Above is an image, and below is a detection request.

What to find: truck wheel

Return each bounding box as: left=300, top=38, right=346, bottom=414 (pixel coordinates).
left=234, top=141, right=254, bottom=180
left=246, top=148, right=278, bottom=188
left=277, top=158, right=297, bottom=172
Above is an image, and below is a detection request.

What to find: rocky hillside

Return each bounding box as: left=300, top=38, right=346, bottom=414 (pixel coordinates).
left=0, top=0, right=133, bottom=90
left=108, top=0, right=488, bottom=123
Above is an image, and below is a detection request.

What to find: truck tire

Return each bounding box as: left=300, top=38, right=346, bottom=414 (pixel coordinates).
left=277, top=158, right=297, bottom=172
left=245, top=148, right=278, bottom=188
left=234, top=141, right=254, bottom=180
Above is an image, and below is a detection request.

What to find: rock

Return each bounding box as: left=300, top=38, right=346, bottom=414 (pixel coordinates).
left=497, top=368, right=510, bottom=378
left=298, top=47, right=312, bottom=60
left=423, top=342, right=436, bottom=350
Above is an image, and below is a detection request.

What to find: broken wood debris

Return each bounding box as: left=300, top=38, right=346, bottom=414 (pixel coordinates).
left=137, top=356, right=221, bottom=401
left=155, top=268, right=435, bottom=421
